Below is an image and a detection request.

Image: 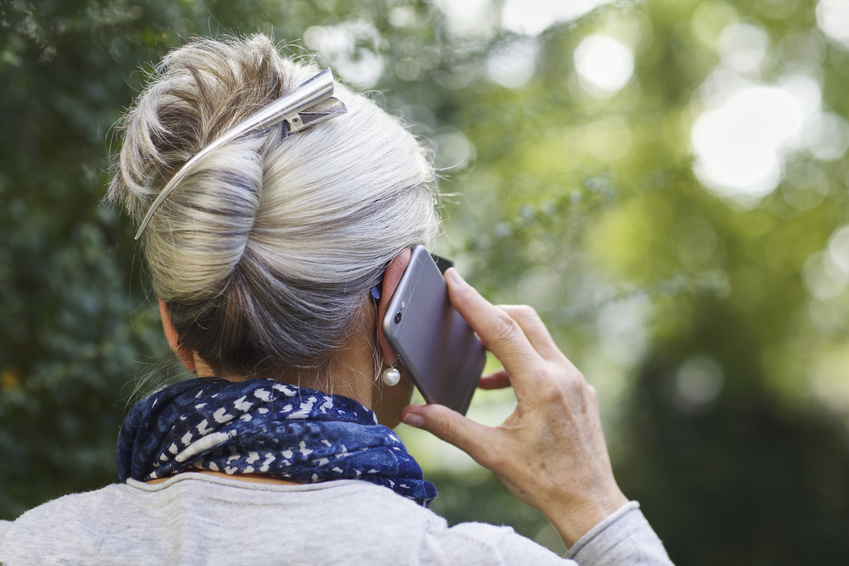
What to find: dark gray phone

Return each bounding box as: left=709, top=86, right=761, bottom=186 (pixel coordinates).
left=383, top=245, right=486, bottom=415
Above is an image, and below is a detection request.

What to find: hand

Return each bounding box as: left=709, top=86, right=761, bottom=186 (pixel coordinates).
left=401, top=268, right=628, bottom=547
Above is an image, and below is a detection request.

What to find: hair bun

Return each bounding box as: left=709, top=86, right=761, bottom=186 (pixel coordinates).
left=107, top=34, right=439, bottom=376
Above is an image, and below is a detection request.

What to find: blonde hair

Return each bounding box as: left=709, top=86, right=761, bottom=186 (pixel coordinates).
left=107, top=35, right=439, bottom=375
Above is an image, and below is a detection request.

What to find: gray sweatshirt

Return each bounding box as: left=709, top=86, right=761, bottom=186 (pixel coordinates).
left=0, top=473, right=672, bottom=565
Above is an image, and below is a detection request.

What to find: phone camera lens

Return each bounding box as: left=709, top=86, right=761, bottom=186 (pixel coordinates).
left=394, top=312, right=402, bottom=324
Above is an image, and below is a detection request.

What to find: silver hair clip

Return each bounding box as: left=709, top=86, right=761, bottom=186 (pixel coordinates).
left=134, top=68, right=347, bottom=240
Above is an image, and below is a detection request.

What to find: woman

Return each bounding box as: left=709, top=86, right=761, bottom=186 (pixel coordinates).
left=0, top=35, right=672, bottom=565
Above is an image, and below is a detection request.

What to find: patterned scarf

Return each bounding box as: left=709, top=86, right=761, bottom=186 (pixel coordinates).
left=117, top=377, right=436, bottom=506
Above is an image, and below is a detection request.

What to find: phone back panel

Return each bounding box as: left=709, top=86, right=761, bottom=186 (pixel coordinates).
left=383, top=246, right=486, bottom=415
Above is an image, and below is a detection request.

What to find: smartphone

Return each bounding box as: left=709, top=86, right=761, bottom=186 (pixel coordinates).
left=383, top=245, right=486, bottom=415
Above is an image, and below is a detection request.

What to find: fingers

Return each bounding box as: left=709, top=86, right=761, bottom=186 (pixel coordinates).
left=445, top=268, right=543, bottom=382
left=479, top=369, right=511, bottom=390
left=446, top=268, right=578, bottom=393
left=401, top=404, right=496, bottom=468
left=497, top=305, right=570, bottom=364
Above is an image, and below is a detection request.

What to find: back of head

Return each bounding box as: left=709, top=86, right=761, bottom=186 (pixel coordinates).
left=107, top=34, right=439, bottom=377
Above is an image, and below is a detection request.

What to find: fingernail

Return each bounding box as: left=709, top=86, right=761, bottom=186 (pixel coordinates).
left=445, top=267, right=464, bottom=286
left=403, top=412, right=425, bottom=428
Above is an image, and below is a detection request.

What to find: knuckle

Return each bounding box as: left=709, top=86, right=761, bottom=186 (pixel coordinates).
left=538, top=364, right=589, bottom=401
left=489, top=309, right=524, bottom=345
left=537, top=363, right=559, bottom=384
left=514, top=304, right=540, bottom=322
left=570, top=376, right=591, bottom=399
left=436, top=416, right=461, bottom=445
left=536, top=364, right=567, bottom=396
left=503, top=304, right=540, bottom=326
left=439, top=426, right=458, bottom=447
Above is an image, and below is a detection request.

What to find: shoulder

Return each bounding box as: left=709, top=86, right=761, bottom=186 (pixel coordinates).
left=0, top=484, right=132, bottom=564
left=0, top=477, right=569, bottom=566
left=306, top=480, right=567, bottom=565
left=1, top=483, right=128, bottom=529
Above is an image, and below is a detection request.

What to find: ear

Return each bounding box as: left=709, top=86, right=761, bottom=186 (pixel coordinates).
left=158, top=299, right=197, bottom=374
left=376, top=248, right=412, bottom=365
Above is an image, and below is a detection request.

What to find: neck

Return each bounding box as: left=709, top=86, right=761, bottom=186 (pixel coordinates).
left=191, top=310, right=379, bottom=411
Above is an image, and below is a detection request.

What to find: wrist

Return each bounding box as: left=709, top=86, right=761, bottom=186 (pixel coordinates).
left=548, top=487, right=629, bottom=547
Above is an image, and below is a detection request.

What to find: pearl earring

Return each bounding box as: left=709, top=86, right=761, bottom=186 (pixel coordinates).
left=382, top=366, right=401, bottom=387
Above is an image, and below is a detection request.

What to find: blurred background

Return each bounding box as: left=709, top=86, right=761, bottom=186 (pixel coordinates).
left=2, top=0, right=848, bottom=563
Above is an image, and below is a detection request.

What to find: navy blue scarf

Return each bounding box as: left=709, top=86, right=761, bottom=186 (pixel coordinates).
left=117, top=377, right=436, bottom=506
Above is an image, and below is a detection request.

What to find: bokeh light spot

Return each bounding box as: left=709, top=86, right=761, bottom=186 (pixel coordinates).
left=573, top=35, right=634, bottom=95
left=303, top=23, right=384, bottom=88
left=433, top=130, right=476, bottom=171
left=501, top=0, right=612, bottom=36
left=691, top=85, right=804, bottom=200
left=803, top=251, right=849, bottom=300
left=817, top=0, right=849, bottom=49
left=434, top=0, right=494, bottom=38
left=828, top=224, right=849, bottom=274
left=674, top=355, right=725, bottom=411
left=717, top=22, right=770, bottom=75
left=486, top=37, right=539, bottom=88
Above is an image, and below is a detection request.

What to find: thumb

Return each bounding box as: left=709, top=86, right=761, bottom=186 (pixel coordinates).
left=401, top=404, right=495, bottom=466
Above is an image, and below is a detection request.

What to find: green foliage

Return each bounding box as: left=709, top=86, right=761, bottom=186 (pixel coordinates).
left=2, top=1, right=849, bottom=563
